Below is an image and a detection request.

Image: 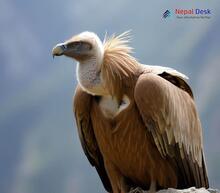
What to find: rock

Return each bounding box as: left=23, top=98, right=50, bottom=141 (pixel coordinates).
left=129, top=187, right=220, bottom=193
left=157, top=187, right=220, bottom=193
left=208, top=189, right=220, bottom=193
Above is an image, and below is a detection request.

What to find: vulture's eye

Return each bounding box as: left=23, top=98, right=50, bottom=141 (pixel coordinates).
left=67, top=41, right=92, bottom=52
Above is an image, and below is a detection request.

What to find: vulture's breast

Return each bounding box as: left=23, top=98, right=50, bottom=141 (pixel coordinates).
left=91, top=95, right=154, bottom=184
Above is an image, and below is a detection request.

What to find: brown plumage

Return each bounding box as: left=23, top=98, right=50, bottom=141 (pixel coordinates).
left=52, top=31, right=209, bottom=193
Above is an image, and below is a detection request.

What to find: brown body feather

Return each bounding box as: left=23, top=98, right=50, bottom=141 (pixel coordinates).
left=73, top=33, right=209, bottom=193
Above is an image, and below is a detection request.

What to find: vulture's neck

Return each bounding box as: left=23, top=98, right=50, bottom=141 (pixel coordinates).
left=76, top=55, right=108, bottom=96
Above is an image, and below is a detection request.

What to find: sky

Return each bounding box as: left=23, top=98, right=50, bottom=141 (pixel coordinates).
left=0, top=1, right=220, bottom=193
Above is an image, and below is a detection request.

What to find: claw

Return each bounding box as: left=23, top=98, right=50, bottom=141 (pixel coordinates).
left=129, top=187, right=146, bottom=193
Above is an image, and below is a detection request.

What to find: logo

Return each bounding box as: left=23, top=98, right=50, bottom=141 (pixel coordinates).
left=163, top=10, right=171, bottom=18
left=162, top=8, right=211, bottom=19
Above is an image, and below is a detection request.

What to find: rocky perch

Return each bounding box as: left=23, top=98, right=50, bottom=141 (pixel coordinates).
left=130, top=187, right=219, bottom=193
left=157, top=187, right=220, bottom=193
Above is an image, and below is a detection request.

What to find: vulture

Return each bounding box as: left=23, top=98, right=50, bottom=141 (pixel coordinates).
left=52, top=31, right=209, bottom=193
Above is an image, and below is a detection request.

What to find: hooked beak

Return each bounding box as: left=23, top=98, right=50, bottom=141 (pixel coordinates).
left=52, top=43, right=67, bottom=58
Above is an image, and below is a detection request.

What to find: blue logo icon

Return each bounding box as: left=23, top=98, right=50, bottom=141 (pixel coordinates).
left=163, top=10, right=171, bottom=18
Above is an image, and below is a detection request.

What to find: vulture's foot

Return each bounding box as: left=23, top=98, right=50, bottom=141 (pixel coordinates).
left=129, top=187, right=147, bottom=193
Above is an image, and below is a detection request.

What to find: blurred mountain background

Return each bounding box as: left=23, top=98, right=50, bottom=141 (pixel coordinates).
left=0, top=0, right=219, bottom=193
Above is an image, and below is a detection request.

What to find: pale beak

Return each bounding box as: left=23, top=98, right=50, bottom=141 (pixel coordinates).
left=52, top=43, right=67, bottom=58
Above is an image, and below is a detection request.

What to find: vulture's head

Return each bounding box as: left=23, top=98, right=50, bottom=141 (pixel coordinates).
left=52, top=31, right=104, bottom=64
left=52, top=31, right=135, bottom=95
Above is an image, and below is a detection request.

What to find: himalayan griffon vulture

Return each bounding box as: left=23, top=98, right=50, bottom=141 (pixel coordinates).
left=52, top=31, right=209, bottom=193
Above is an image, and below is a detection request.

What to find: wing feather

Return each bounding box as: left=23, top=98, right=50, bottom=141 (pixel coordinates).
left=73, top=85, right=112, bottom=192
left=134, top=73, right=209, bottom=188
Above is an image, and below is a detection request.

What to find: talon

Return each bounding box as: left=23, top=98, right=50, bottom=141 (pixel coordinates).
left=129, top=187, right=145, bottom=193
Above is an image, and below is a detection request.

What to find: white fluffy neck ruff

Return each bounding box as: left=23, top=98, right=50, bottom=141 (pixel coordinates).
left=76, top=33, right=106, bottom=96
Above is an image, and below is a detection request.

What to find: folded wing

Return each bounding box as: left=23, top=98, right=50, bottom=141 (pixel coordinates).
left=73, top=85, right=112, bottom=192
left=134, top=73, right=209, bottom=188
